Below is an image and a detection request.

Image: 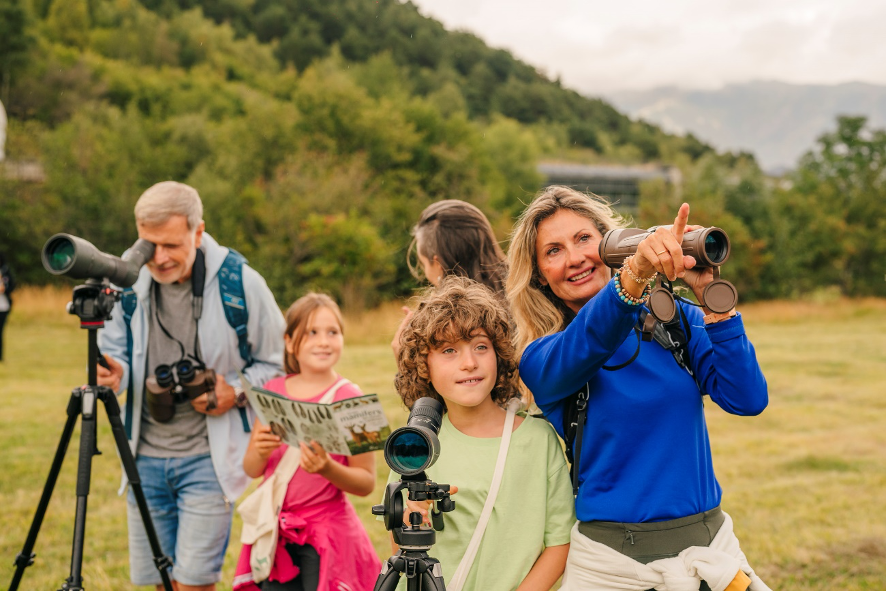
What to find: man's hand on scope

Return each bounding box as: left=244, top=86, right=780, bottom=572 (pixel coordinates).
left=192, top=374, right=236, bottom=416
left=403, top=486, right=459, bottom=527
left=96, top=354, right=123, bottom=392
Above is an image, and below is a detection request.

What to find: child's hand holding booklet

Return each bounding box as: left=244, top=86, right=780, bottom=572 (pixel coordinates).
left=239, top=373, right=390, bottom=456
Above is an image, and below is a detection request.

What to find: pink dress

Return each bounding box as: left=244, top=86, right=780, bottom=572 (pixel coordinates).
left=233, top=375, right=381, bottom=591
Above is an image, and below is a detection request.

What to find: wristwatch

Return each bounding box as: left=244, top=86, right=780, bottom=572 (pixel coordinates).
left=233, top=385, right=248, bottom=408
left=703, top=310, right=737, bottom=325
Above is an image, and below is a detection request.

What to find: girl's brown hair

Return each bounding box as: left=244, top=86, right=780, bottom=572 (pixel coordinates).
left=394, top=276, right=519, bottom=411
left=282, top=293, right=344, bottom=374
left=408, top=200, right=507, bottom=295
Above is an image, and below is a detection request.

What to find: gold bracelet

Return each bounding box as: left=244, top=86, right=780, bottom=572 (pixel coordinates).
left=621, top=255, right=657, bottom=285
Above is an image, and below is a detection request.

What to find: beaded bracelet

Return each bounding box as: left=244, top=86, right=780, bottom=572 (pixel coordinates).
left=620, top=255, right=657, bottom=285
left=613, top=272, right=652, bottom=305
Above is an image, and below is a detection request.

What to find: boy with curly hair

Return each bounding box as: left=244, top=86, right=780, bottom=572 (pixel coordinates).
left=387, top=276, right=575, bottom=591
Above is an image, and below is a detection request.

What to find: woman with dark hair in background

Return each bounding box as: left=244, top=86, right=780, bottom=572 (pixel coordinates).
left=391, top=200, right=507, bottom=356
left=0, top=251, right=14, bottom=362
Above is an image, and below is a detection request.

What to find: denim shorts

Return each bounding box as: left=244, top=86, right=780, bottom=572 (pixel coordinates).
left=127, top=454, right=233, bottom=586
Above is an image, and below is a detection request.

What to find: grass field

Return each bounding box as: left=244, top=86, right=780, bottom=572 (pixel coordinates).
left=0, top=287, right=883, bottom=590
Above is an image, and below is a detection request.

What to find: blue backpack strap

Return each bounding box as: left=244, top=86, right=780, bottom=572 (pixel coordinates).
left=121, top=288, right=138, bottom=440
left=219, top=249, right=253, bottom=432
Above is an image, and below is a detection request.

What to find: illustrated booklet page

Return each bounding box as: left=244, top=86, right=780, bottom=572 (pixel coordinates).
left=239, top=374, right=390, bottom=455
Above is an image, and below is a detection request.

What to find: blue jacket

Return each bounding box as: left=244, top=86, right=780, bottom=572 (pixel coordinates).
left=520, top=279, right=768, bottom=523
left=99, top=233, right=285, bottom=501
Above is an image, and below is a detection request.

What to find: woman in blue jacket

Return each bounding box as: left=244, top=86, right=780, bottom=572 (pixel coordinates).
left=507, top=186, right=770, bottom=590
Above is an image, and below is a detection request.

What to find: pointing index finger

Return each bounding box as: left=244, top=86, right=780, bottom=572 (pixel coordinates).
left=672, top=203, right=690, bottom=241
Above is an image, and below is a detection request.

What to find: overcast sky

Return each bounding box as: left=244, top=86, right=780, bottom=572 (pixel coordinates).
left=409, top=0, right=886, bottom=96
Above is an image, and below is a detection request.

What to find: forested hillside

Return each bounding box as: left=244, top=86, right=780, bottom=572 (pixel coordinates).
left=0, top=0, right=883, bottom=304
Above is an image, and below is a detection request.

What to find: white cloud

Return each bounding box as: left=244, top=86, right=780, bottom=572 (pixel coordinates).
left=409, top=0, right=886, bottom=93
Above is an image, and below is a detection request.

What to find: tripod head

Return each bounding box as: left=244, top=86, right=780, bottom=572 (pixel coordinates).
left=68, top=279, right=120, bottom=328
left=371, top=472, right=455, bottom=591
left=373, top=472, right=455, bottom=544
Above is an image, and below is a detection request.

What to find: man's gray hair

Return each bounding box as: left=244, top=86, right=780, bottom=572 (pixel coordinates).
left=135, top=181, right=203, bottom=230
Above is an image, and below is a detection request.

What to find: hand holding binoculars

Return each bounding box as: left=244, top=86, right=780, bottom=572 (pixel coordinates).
left=145, top=359, right=218, bottom=422
left=598, top=226, right=738, bottom=323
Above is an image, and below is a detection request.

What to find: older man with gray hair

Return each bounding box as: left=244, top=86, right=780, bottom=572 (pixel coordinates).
left=97, top=181, right=285, bottom=591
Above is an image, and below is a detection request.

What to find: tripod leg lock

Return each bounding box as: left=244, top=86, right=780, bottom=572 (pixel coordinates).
left=14, top=552, right=35, bottom=568
left=153, top=554, right=174, bottom=573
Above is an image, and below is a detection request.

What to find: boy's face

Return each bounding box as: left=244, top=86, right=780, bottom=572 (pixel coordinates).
left=426, top=329, right=498, bottom=412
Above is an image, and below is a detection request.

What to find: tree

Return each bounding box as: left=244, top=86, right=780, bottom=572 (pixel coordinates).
left=771, top=116, right=886, bottom=296
left=0, top=0, right=33, bottom=104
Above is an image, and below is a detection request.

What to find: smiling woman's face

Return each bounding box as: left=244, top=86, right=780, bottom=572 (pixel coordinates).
left=535, top=209, right=610, bottom=314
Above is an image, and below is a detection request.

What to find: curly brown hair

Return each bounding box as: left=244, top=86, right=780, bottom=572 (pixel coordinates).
left=394, top=276, right=519, bottom=412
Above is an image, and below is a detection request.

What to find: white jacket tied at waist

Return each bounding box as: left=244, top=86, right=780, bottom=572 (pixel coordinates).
left=561, top=512, right=771, bottom=591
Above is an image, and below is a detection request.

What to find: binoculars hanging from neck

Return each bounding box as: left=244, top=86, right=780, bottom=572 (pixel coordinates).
left=599, top=226, right=738, bottom=322
left=145, top=359, right=217, bottom=422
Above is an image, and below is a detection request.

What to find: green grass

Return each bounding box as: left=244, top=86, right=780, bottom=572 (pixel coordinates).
left=0, top=290, right=883, bottom=590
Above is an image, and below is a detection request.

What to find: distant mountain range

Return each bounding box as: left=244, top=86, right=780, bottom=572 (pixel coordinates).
left=604, top=81, right=886, bottom=174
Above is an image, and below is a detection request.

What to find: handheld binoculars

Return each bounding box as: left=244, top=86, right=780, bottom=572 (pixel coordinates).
left=598, top=226, right=737, bottom=322
left=145, top=360, right=217, bottom=422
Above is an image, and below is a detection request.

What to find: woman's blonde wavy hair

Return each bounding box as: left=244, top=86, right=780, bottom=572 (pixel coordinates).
left=394, top=276, right=519, bottom=412
left=506, top=186, right=628, bottom=355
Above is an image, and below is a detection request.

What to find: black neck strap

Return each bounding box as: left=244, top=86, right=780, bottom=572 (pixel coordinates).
left=152, top=248, right=206, bottom=365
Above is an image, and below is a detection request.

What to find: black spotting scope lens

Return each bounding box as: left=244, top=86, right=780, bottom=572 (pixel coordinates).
left=704, top=231, right=729, bottom=265
left=44, top=236, right=76, bottom=273
left=386, top=430, right=432, bottom=475
left=384, top=397, right=443, bottom=476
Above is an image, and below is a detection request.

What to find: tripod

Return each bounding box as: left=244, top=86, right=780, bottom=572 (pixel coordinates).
left=9, top=280, right=174, bottom=591
left=372, top=476, right=454, bottom=591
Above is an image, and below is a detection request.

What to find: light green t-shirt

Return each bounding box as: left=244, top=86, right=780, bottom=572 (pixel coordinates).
left=384, top=413, right=576, bottom=591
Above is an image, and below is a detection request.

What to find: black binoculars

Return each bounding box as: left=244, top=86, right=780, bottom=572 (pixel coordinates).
left=145, top=359, right=217, bottom=422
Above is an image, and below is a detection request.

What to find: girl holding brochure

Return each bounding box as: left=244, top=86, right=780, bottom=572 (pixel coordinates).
left=234, top=293, right=379, bottom=591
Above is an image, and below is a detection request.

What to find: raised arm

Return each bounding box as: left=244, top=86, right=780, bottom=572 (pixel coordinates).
left=520, top=283, right=640, bottom=407
left=684, top=305, right=768, bottom=416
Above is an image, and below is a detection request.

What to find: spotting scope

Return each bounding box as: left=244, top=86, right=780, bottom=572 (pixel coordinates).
left=42, top=234, right=155, bottom=287
left=383, top=398, right=443, bottom=477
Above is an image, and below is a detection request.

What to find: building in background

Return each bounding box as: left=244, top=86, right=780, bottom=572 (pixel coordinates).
left=537, top=162, right=681, bottom=212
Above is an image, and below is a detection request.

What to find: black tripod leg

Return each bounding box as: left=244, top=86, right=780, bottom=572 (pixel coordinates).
left=99, top=388, right=174, bottom=591
left=8, top=391, right=81, bottom=591
left=373, top=555, right=403, bottom=591
left=65, top=385, right=101, bottom=590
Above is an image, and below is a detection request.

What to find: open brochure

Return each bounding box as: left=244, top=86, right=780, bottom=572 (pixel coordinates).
left=239, top=374, right=390, bottom=456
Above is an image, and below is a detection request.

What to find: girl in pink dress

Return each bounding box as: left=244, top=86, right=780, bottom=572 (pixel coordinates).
left=234, top=293, right=380, bottom=591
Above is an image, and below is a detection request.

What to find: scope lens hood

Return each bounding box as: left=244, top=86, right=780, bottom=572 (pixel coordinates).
left=385, top=426, right=440, bottom=476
